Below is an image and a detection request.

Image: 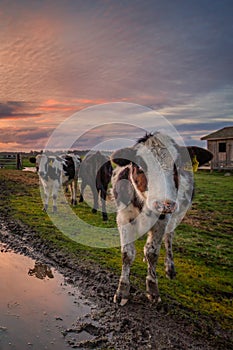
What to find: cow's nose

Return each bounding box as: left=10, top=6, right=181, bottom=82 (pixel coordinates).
left=153, top=200, right=177, bottom=214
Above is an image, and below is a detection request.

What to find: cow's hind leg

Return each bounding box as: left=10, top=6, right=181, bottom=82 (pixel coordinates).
left=91, top=185, right=99, bottom=214
left=114, top=242, right=135, bottom=306
left=73, top=179, right=78, bottom=205
left=144, top=227, right=165, bottom=303
left=70, top=180, right=78, bottom=205
left=100, top=186, right=108, bottom=221
left=164, top=231, right=176, bottom=279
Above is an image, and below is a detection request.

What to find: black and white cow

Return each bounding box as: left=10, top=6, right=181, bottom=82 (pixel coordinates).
left=111, top=132, right=213, bottom=306
left=30, top=153, right=81, bottom=212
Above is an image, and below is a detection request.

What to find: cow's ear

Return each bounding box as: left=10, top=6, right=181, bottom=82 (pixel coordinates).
left=29, top=157, right=36, bottom=164
left=111, top=148, right=137, bottom=166
left=187, top=146, right=213, bottom=167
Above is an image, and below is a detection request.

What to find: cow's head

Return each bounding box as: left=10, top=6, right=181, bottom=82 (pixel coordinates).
left=37, top=155, right=62, bottom=180
left=112, top=132, right=213, bottom=215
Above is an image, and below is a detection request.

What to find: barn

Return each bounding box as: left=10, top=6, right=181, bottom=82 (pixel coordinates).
left=201, top=126, right=233, bottom=170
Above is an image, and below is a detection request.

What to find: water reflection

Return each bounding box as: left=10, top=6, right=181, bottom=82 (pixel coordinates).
left=28, top=261, right=54, bottom=280
left=0, top=244, right=94, bottom=350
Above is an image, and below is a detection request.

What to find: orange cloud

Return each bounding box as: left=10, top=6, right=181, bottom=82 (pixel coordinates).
left=37, top=98, right=109, bottom=113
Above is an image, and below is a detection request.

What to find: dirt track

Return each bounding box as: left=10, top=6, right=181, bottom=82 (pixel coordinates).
left=0, top=212, right=232, bottom=350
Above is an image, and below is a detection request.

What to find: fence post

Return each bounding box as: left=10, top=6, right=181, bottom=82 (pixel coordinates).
left=16, top=153, right=22, bottom=170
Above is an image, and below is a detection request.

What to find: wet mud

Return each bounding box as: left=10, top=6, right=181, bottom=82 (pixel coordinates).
left=0, top=216, right=232, bottom=349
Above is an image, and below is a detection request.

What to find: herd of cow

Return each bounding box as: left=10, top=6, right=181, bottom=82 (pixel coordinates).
left=30, top=132, right=213, bottom=305
left=30, top=150, right=113, bottom=220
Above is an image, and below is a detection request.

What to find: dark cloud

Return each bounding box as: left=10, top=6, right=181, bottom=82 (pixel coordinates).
left=71, top=123, right=145, bottom=149
left=176, top=121, right=232, bottom=134
left=0, top=101, right=41, bottom=119
left=0, top=128, right=51, bottom=144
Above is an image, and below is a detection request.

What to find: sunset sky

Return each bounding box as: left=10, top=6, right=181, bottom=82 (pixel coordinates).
left=0, top=0, right=233, bottom=151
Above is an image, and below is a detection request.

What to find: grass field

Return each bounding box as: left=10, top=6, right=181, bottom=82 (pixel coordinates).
left=0, top=169, right=232, bottom=330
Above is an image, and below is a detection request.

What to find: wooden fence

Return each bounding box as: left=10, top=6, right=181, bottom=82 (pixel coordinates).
left=0, top=154, right=22, bottom=169
left=211, top=160, right=233, bottom=170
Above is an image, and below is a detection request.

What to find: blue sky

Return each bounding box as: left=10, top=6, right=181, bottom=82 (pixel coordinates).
left=0, top=0, right=232, bottom=150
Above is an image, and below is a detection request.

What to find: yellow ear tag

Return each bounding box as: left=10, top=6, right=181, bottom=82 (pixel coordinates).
left=49, top=159, right=53, bottom=167
left=192, top=155, right=199, bottom=172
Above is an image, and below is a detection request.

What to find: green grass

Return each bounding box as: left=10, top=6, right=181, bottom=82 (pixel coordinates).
left=21, top=156, right=36, bottom=168
left=0, top=169, right=232, bottom=330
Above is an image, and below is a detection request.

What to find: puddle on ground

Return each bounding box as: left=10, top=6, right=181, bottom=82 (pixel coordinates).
left=0, top=243, right=97, bottom=350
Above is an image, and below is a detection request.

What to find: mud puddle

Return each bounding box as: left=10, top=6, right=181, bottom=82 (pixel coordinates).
left=0, top=244, right=99, bottom=350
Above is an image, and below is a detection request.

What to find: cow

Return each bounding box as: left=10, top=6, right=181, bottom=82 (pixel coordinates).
left=79, top=151, right=113, bottom=221
left=30, top=153, right=81, bottom=212
left=111, top=132, right=213, bottom=306
left=60, top=153, right=82, bottom=205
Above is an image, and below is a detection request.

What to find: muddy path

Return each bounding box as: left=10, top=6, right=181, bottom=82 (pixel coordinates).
left=0, top=213, right=232, bottom=350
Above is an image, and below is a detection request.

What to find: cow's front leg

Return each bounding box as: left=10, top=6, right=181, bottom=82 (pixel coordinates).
left=42, top=182, right=49, bottom=212
left=144, top=227, right=165, bottom=303
left=43, top=196, right=49, bottom=212
left=164, top=231, right=176, bottom=279
left=114, top=242, right=136, bottom=306
left=52, top=181, right=59, bottom=213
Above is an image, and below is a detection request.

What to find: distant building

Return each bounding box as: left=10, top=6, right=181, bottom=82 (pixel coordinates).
left=201, top=126, right=233, bottom=170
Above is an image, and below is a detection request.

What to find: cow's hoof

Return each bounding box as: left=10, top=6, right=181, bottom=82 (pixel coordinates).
left=79, top=195, right=84, bottom=203
left=43, top=205, right=48, bottom=212
left=113, top=294, right=129, bottom=306
left=52, top=206, right=57, bottom=213
left=102, top=214, right=108, bottom=221
left=165, top=262, right=177, bottom=279
left=166, top=269, right=177, bottom=279
left=113, top=281, right=130, bottom=306
left=92, top=208, right=97, bottom=214
left=146, top=293, right=161, bottom=304
left=71, top=199, right=77, bottom=206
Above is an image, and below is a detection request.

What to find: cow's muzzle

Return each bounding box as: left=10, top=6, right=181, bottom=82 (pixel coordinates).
left=153, top=200, right=177, bottom=214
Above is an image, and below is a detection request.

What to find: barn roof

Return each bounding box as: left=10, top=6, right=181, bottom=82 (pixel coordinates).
left=201, top=126, right=233, bottom=140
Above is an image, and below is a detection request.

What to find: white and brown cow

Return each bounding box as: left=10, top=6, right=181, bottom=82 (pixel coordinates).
left=111, top=132, right=213, bottom=306
left=30, top=153, right=81, bottom=212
